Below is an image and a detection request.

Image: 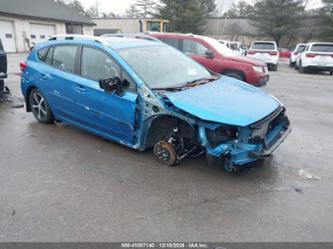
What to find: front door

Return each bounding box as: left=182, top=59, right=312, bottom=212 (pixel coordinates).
left=74, top=46, right=138, bottom=144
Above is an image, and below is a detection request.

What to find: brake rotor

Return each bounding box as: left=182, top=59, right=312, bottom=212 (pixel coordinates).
left=153, top=141, right=177, bottom=166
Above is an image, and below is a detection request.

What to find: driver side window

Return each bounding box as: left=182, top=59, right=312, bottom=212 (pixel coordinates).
left=182, top=39, right=207, bottom=56
left=81, top=46, right=120, bottom=82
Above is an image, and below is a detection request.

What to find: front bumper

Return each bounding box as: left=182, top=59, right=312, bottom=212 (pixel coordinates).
left=202, top=108, right=291, bottom=172
left=254, top=74, right=269, bottom=87
left=250, top=126, right=291, bottom=157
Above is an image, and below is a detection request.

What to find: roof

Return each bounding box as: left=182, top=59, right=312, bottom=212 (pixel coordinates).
left=36, top=35, right=162, bottom=50
left=102, top=37, right=161, bottom=50
left=0, top=0, right=95, bottom=25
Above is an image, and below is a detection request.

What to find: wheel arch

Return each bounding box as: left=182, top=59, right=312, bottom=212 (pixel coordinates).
left=25, top=85, right=37, bottom=112
left=144, top=114, right=197, bottom=149
left=221, top=69, right=246, bottom=81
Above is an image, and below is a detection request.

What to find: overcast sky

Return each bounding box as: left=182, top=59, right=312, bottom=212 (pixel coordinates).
left=78, top=0, right=321, bottom=15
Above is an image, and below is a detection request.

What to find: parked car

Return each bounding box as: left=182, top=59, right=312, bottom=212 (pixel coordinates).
left=0, top=38, right=8, bottom=95
left=20, top=35, right=290, bottom=172
left=297, top=42, right=333, bottom=74
left=151, top=33, right=269, bottom=87
left=278, top=47, right=291, bottom=58
left=289, top=43, right=306, bottom=67
left=229, top=42, right=246, bottom=56
left=247, top=41, right=279, bottom=71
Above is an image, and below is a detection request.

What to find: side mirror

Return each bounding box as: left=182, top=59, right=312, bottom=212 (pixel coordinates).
left=205, top=49, right=214, bottom=59
left=99, top=76, right=124, bottom=96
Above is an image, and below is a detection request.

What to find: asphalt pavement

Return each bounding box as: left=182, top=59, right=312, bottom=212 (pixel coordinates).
left=0, top=54, right=333, bottom=241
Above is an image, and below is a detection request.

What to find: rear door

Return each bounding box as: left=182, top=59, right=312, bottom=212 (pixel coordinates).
left=40, top=44, right=83, bottom=122
left=74, top=46, right=138, bottom=144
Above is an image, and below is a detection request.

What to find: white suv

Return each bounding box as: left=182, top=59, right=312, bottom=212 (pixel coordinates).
left=247, top=41, right=279, bottom=71
left=298, top=42, right=333, bottom=74
left=289, top=43, right=306, bottom=67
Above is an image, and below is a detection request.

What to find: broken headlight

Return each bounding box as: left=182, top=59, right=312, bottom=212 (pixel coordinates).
left=206, top=126, right=237, bottom=147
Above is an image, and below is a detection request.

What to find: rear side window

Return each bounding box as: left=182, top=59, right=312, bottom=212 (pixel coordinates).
left=52, top=45, right=78, bottom=73
left=81, top=46, right=120, bottom=81
left=159, top=38, right=179, bottom=49
left=252, top=43, right=276, bottom=50
left=182, top=39, right=207, bottom=56
left=45, top=47, right=53, bottom=65
left=0, top=39, right=3, bottom=51
left=37, top=47, right=49, bottom=61
left=311, top=44, right=333, bottom=53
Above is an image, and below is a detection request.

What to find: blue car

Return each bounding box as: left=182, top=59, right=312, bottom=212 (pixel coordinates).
left=21, top=35, right=291, bottom=172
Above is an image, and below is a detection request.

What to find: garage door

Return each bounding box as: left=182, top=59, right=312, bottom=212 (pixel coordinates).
left=0, top=20, right=16, bottom=52
left=30, top=23, right=56, bottom=46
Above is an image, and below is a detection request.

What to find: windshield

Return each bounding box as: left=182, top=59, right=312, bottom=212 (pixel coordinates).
left=311, top=44, right=333, bottom=53
left=201, top=36, right=235, bottom=56
left=252, top=42, right=276, bottom=50
left=117, top=45, right=211, bottom=89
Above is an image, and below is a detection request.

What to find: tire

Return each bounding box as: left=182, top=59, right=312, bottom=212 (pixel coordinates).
left=330, top=71, right=333, bottom=76
left=299, top=62, right=306, bottom=74
left=29, top=88, right=54, bottom=124
left=269, top=64, right=278, bottom=71
left=289, top=61, right=295, bottom=68
left=224, top=72, right=244, bottom=81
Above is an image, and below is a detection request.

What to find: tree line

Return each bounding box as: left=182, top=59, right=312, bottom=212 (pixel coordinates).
left=55, top=0, right=333, bottom=45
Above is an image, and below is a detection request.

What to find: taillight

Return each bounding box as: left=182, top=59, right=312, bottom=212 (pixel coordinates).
left=19, top=61, right=26, bottom=72
left=269, top=51, right=278, bottom=56
left=248, top=50, right=256, bottom=55
left=306, top=53, right=317, bottom=58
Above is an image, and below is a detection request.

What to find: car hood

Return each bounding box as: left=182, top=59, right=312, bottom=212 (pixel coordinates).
left=226, top=55, right=266, bottom=66
left=164, top=76, right=280, bottom=127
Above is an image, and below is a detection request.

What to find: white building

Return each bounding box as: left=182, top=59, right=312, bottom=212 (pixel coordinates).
left=0, top=0, right=95, bottom=52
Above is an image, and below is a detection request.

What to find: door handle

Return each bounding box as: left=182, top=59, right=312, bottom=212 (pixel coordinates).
left=40, top=73, right=48, bottom=80
left=75, top=84, right=87, bottom=93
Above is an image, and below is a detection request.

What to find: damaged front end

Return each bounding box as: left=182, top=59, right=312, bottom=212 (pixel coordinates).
left=200, top=106, right=291, bottom=172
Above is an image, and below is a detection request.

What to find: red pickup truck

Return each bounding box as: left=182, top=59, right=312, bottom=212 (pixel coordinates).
left=150, top=33, right=269, bottom=87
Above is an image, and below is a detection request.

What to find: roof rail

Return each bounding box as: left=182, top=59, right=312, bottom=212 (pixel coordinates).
left=48, top=34, right=109, bottom=45
left=100, top=33, right=161, bottom=43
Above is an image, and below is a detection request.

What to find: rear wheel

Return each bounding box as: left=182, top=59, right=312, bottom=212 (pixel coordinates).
left=299, top=62, right=306, bottom=73
left=270, top=64, right=278, bottom=71
left=29, top=88, right=54, bottom=123
left=289, top=61, right=295, bottom=67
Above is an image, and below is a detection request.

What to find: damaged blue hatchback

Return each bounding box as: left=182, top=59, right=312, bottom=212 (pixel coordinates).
left=21, top=35, right=291, bottom=172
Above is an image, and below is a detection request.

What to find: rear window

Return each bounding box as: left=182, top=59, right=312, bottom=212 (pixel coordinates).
left=311, top=44, right=333, bottom=53
left=252, top=42, right=276, bottom=50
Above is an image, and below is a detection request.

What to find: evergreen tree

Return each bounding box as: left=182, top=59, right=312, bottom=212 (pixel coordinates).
left=320, top=0, right=333, bottom=37
left=157, top=0, right=215, bottom=34
left=250, top=0, right=306, bottom=46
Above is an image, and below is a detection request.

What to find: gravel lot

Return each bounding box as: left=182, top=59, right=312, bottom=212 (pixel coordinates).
left=0, top=53, right=333, bottom=242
